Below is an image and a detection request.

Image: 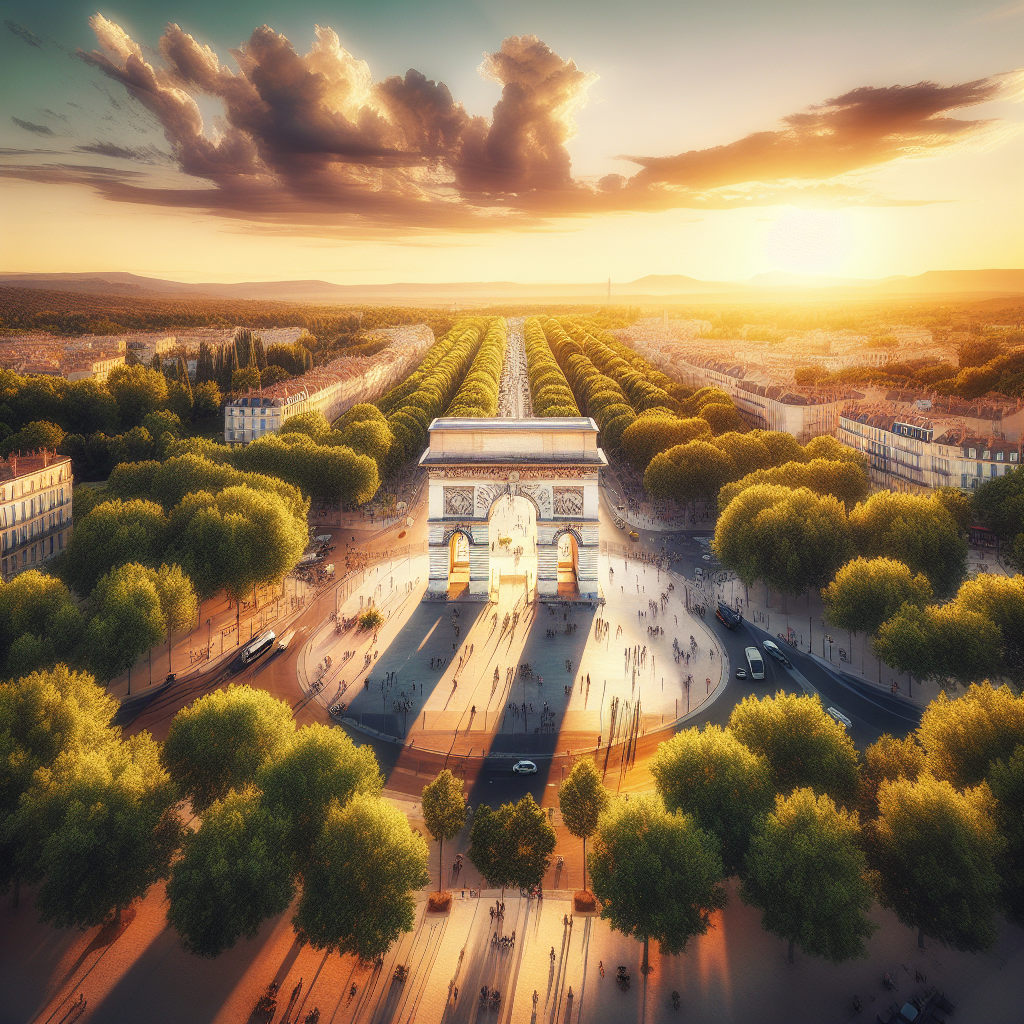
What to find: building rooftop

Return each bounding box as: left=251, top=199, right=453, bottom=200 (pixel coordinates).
left=428, top=417, right=598, bottom=432
left=0, top=450, right=71, bottom=481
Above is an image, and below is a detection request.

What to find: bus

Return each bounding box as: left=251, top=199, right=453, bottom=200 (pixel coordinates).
left=240, top=630, right=276, bottom=665
left=744, top=646, right=765, bottom=681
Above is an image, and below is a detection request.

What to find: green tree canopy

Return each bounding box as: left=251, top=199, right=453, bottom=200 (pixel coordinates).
left=293, top=793, right=428, bottom=959
left=588, top=794, right=727, bottom=974
left=916, top=683, right=1024, bottom=790
left=644, top=440, right=737, bottom=505
left=822, top=557, right=933, bottom=637
left=421, top=769, right=467, bottom=894
left=12, top=733, right=182, bottom=928
left=869, top=774, right=1003, bottom=951
left=468, top=793, right=556, bottom=897
left=0, top=571, right=85, bottom=677
left=728, top=691, right=860, bottom=805
left=162, top=685, right=296, bottom=813
left=987, top=744, right=1024, bottom=926
left=952, top=573, right=1024, bottom=684
left=718, top=458, right=869, bottom=513
left=849, top=491, right=967, bottom=597
left=651, top=724, right=773, bottom=876
left=859, top=734, right=925, bottom=820
left=257, top=724, right=382, bottom=863
left=558, top=758, right=610, bottom=893
left=621, top=415, right=711, bottom=472
left=713, top=485, right=854, bottom=596
left=106, top=364, right=169, bottom=427
left=741, top=788, right=876, bottom=963
left=61, top=498, right=168, bottom=595
left=0, top=666, right=118, bottom=896
left=166, top=787, right=295, bottom=957
left=85, top=562, right=169, bottom=681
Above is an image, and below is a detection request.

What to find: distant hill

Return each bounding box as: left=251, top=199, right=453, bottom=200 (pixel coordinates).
left=1, top=268, right=1020, bottom=303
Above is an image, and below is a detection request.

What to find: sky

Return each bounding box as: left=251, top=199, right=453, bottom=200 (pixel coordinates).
left=0, top=0, right=1022, bottom=284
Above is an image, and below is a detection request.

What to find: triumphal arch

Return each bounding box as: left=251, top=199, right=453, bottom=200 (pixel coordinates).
left=421, top=417, right=606, bottom=601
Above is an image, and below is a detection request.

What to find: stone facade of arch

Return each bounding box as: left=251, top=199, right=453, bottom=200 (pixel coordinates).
left=420, top=418, right=606, bottom=600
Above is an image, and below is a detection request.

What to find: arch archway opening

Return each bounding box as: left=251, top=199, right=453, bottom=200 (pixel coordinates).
left=557, top=532, right=580, bottom=597
left=448, top=531, right=470, bottom=595
left=487, top=494, right=537, bottom=602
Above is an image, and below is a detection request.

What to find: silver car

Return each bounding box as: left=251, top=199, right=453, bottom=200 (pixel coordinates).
left=512, top=760, right=538, bottom=774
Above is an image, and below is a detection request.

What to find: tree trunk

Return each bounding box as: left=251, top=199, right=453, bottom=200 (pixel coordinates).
left=582, top=836, right=587, bottom=895
left=918, top=927, right=925, bottom=949
left=787, top=937, right=795, bottom=963
left=642, top=934, right=649, bottom=975
left=438, top=836, right=443, bottom=895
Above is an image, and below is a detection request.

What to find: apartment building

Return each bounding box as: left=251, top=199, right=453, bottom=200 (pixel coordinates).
left=0, top=450, right=73, bottom=581
left=64, top=354, right=125, bottom=382
left=224, top=324, right=433, bottom=444
left=837, top=408, right=1021, bottom=494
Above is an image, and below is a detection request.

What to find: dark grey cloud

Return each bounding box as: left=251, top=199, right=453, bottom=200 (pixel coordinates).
left=75, top=141, right=171, bottom=163
left=5, top=20, right=42, bottom=48
left=12, top=117, right=54, bottom=136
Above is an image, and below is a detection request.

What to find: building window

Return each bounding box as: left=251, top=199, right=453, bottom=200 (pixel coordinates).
left=1012, top=453, right=1019, bottom=462
left=997, top=452, right=1004, bottom=461
left=58, top=531, right=64, bottom=550
left=969, top=448, right=976, bottom=459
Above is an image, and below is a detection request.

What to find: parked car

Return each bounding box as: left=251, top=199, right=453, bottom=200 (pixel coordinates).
left=761, top=640, right=791, bottom=667
left=512, top=760, right=538, bottom=774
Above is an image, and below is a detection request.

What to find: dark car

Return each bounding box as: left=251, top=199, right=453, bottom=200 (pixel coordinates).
left=716, top=602, right=742, bottom=630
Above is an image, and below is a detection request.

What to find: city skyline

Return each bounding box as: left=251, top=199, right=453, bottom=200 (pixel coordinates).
left=1, top=0, right=1022, bottom=283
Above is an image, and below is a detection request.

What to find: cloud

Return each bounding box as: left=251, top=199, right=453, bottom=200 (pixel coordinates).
left=625, top=74, right=1024, bottom=189
left=75, top=142, right=172, bottom=163
left=12, top=117, right=55, bottom=136
left=5, top=20, right=42, bottom=48
left=2, top=14, right=1018, bottom=238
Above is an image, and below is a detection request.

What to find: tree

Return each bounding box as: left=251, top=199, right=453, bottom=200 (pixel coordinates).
left=873, top=603, right=1001, bottom=689
left=280, top=410, right=332, bottom=442
left=972, top=465, right=1023, bottom=557
left=621, top=415, right=711, bottom=472
left=11, top=733, right=183, bottom=928
left=192, top=381, right=222, bottom=419
left=293, top=794, right=428, bottom=959
left=166, top=787, right=295, bottom=957
left=106, top=364, right=169, bottom=427
left=153, top=563, right=198, bottom=666
left=651, top=725, right=773, bottom=876
left=588, top=794, right=726, bottom=974
left=728, top=691, right=860, bottom=805
left=741, top=788, right=876, bottom=963
left=915, top=682, right=1024, bottom=790
left=162, top=685, right=295, bottom=813
left=859, top=734, right=925, bottom=819
left=822, top=557, right=933, bottom=637
left=713, top=485, right=853, bottom=598
left=952, top=573, right=1024, bottom=684
left=85, top=563, right=168, bottom=682
left=468, top=793, right=556, bottom=898
left=644, top=440, right=737, bottom=504
left=60, top=498, right=168, bottom=594
left=700, top=401, right=744, bottom=434
left=987, top=744, right=1024, bottom=926
left=169, top=484, right=308, bottom=605
left=0, top=571, right=86, bottom=677
left=869, top=774, right=1003, bottom=951
left=421, top=770, right=467, bottom=896
left=717, top=458, right=869, bottom=513
left=849, top=491, right=967, bottom=597
left=0, top=419, right=66, bottom=457
left=710, top=432, right=772, bottom=476
left=231, top=366, right=261, bottom=392
left=558, top=759, right=610, bottom=895
left=257, top=724, right=382, bottom=863
left=0, top=666, right=118, bottom=901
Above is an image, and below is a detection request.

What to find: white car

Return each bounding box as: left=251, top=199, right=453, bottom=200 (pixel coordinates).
left=744, top=647, right=766, bottom=681
left=512, top=760, right=538, bottom=774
